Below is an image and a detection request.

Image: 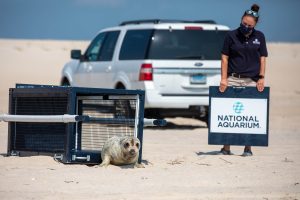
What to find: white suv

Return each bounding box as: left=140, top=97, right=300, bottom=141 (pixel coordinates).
left=61, top=19, right=230, bottom=124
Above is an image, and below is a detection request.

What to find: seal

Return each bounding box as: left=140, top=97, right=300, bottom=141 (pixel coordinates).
left=99, top=136, right=144, bottom=168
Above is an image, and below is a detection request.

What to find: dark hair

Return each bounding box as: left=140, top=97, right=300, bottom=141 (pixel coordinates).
left=243, top=4, right=260, bottom=23
left=251, top=4, right=260, bottom=12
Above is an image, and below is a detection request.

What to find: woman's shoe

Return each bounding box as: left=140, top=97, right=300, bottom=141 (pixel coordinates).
left=242, top=150, right=253, bottom=157
left=218, top=148, right=233, bottom=155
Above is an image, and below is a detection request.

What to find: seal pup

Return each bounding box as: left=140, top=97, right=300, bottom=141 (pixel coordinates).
left=99, top=136, right=144, bottom=168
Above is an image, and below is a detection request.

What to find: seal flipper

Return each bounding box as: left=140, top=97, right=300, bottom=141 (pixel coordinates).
left=134, top=162, right=145, bottom=168
left=99, top=155, right=111, bottom=167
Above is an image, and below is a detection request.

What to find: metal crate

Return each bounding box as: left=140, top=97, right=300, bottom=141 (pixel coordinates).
left=7, top=84, right=145, bottom=164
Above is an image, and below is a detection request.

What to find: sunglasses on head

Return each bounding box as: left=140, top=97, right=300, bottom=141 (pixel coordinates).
left=245, top=10, right=259, bottom=18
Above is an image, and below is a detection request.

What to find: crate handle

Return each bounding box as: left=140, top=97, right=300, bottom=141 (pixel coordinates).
left=72, top=155, right=91, bottom=162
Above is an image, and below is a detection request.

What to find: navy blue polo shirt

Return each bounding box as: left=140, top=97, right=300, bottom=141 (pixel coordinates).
left=222, top=28, right=268, bottom=78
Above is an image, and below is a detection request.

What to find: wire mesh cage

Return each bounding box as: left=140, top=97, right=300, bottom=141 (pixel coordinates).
left=6, top=84, right=145, bottom=164
left=76, top=95, right=139, bottom=152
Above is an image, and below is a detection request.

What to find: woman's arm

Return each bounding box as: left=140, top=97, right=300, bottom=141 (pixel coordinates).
left=257, top=56, right=266, bottom=92
left=219, top=54, right=229, bottom=92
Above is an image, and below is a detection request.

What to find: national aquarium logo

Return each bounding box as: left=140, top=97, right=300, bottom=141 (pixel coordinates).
left=217, top=101, right=260, bottom=128
left=233, top=102, right=244, bottom=114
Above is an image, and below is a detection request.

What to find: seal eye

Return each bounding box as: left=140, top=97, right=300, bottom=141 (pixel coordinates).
left=124, top=142, right=130, bottom=148
left=136, top=143, right=139, bottom=149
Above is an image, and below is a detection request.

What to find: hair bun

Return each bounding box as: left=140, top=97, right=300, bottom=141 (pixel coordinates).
left=251, top=4, right=260, bottom=12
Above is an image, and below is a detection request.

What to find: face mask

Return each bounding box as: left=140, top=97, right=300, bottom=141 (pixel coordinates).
left=239, top=23, right=254, bottom=35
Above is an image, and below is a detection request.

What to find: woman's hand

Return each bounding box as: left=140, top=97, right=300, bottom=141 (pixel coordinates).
left=219, top=79, right=228, bottom=92
left=257, top=78, right=264, bottom=92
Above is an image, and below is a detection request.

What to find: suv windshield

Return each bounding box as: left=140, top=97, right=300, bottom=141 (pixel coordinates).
left=148, top=29, right=228, bottom=60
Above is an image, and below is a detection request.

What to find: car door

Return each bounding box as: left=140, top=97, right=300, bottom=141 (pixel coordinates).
left=73, top=32, right=107, bottom=87
left=89, top=31, right=120, bottom=88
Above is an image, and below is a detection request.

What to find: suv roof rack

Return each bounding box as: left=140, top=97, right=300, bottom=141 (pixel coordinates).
left=119, top=19, right=217, bottom=26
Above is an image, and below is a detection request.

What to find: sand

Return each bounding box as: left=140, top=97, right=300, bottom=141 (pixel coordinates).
left=0, top=39, right=299, bottom=200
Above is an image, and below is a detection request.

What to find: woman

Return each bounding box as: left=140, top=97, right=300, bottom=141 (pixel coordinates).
left=218, top=4, right=268, bottom=156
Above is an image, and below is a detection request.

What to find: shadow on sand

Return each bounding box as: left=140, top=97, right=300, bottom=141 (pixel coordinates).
left=118, top=159, right=152, bottom=169
left=145, top=122, right=207, bottom=130
left=195, top=151, right=221, bottom=156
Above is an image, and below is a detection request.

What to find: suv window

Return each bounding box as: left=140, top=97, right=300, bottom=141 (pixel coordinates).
left=84, top=31, right=120, bottom=62
left=148, top=30, right=228, bottom=60
left=85, top=32, right=107, bottom=62
left=99, top=31, right=120, bottom=61
left=119, top=30, right=153, bottom=60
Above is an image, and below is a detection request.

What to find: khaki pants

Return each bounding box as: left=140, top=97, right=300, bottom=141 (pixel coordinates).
left=224, top=76, right=256, bottom=151
left=227, top=76, right=257, bottom=87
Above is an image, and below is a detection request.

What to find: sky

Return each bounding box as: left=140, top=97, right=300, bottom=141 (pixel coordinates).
left=0, top=0, right=299, bottom=42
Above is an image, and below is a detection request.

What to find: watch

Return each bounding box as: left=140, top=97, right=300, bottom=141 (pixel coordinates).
left=258, top=75, right=264, bottom=79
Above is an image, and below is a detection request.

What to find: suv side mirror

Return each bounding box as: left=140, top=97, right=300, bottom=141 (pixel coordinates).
left=71, top=49, right=82, bottom=60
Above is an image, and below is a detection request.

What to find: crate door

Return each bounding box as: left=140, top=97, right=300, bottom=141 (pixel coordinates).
left=72, top=94, right=140, bottom=163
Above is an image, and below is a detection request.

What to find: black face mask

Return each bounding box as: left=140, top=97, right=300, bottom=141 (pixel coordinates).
left=239, top=23, right=254, bottom=35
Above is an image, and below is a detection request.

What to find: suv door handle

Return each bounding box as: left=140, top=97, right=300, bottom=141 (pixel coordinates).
left=106, top=66, right=112, bottom=72
left=86, top=65, right=92, bottom=72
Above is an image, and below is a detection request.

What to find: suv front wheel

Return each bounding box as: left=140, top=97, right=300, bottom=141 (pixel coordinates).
left=61, top=78, right=70, bottom=86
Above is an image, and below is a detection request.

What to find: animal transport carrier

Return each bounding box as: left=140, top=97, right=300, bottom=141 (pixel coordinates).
left=5, top=84, right=157, bottom=164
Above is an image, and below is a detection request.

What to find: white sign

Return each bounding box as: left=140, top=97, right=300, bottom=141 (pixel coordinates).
left=210, top=98, right=268, bottom=134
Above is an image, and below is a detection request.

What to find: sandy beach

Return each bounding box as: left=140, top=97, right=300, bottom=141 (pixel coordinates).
left=0, top=39, right=299, bottom=199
